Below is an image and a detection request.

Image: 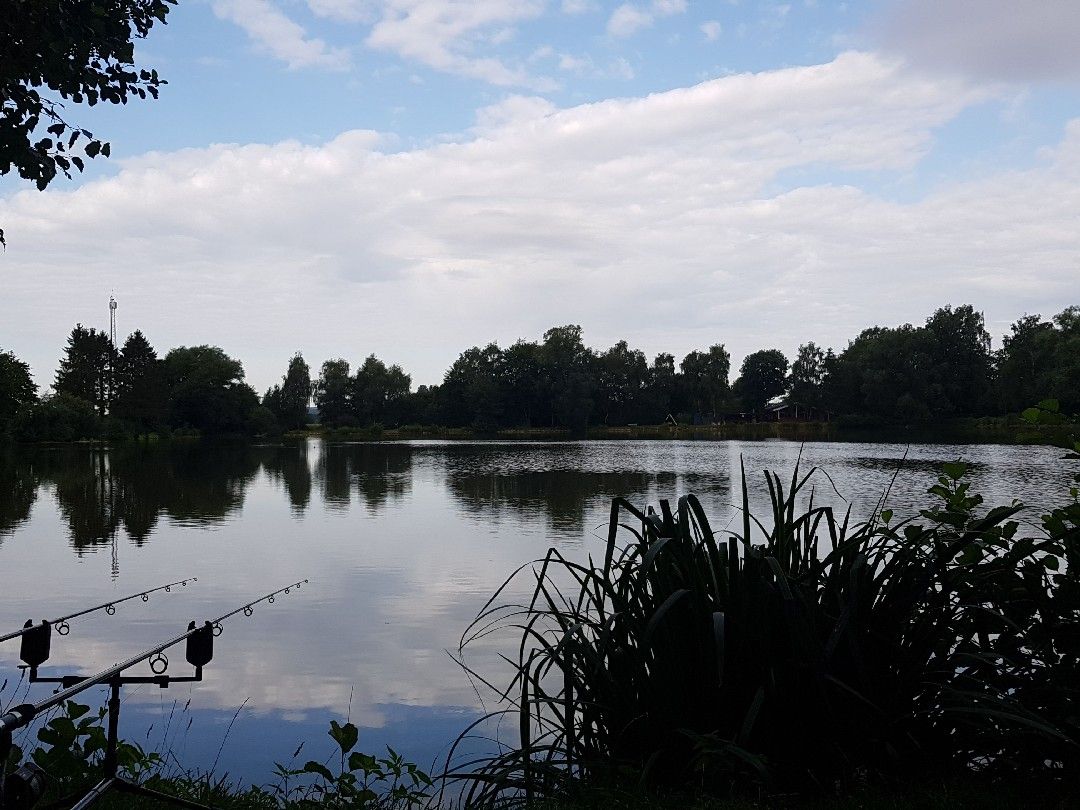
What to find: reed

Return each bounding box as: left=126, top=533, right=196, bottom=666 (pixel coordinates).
left=450, top=457, right=1080, bottom=806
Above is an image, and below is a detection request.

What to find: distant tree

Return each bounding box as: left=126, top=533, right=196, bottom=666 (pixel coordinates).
left=680, top=344, right=731, bottom=418
left=923, top=305, right=993, bottom=416
left=1, top=0, right=176, bottom=244
left=112, top=330, right=166, bottom=431
left=0, top=348, right=37, bottom=434
left=441, top=344, right=504, bottom=429
left=352, top=355, right=411, bottom=426
left=16, top=392, right=99, bottom=441
left=164, top=346, right=259, bottom=434
left=998, top=314, right=1057, bottom=412
left=501, top=341, right=541, bottom=427
left=403, top=384, right=439, bottom=425
left=736, top=349, right=789, bottom=413
left=266, top=353, right=311, bottom=430
left=262, top=384, right=283, bottom=422
left=1051, top=306, right=1080, bottom=413
left=788, top=342, right=827, bottom=408
left=314, top=359, right=351, bottom=426
left=997, top=307, right=1080, bottom=414
left=826, top=324, right=944, bottom=421
left=644, top=352, right=677, bottom=418
left=54, top=324, right=114, bottom=416
left=539, top=325, right=594, bottom=432
left=595, top=341, right=649, bottom=424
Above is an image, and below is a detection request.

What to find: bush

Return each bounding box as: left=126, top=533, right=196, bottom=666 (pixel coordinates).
left=15, top=393, right=100, bottom=441
left=3, top=702, right=431, bottom=809
left=452, top=457, right=1080, bottom=806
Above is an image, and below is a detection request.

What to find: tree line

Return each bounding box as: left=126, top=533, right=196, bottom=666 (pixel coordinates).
left=0, top=303, right=1077, bottom=441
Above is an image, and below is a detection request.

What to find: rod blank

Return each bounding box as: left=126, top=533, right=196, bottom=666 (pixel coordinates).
left=0, top=579, right=307, bottom=736
left=0, top=578, right=197, bottom=644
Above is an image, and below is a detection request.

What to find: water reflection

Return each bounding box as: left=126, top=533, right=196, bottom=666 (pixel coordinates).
left=314, top=443, right=413, bottom=513
left=0, top=447, right=36, bottom=537
left=0, top=439, right=1072, bottom=561
left=433, top=443, right=730, bottom=535
left=260, top=443, right=313, bottom=513
left=20, top=444, right=262, bottom=552
left=0, top=438, right=1072, bottom=786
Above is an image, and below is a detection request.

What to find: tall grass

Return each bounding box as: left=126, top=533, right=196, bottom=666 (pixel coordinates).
left=450, top=458, right=1080, bottom=806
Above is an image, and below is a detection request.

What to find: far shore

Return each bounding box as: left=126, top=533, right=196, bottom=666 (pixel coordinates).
left=281, top=416, right=1077, bottom=448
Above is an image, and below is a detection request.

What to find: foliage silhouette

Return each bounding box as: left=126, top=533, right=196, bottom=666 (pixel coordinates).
left=451, top=459, right=1080, bottom=806
left=0, top=0, right=175, bottom=244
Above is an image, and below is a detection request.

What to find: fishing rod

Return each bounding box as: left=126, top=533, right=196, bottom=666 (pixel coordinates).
left=0, top=578, right=198, bottom=645
left=0, top=578, right=308, bottom=810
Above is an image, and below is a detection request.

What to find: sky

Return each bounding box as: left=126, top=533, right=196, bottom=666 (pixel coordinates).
left=3, top=0, right=1080, bottom=393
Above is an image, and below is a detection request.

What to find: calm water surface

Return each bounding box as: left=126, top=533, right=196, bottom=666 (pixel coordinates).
left=0, top=439, right=1072, bottom=784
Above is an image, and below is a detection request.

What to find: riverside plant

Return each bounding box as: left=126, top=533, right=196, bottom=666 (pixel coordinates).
left=449, top=455, right=1080, bottom=807
left=1, top=700, right=432, bottom=809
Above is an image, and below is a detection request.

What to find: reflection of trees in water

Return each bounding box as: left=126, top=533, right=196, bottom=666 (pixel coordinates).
left=314, top=443, right=412, bottom=513
left=441, top=444, right=728, bottom=535
left=259, top=443, right=312, bottom=513
left=0, top=447, right=36, bottom=538
left=448, top=469, right=661, bottom=534
left=18, top=443, right=261, bottom=553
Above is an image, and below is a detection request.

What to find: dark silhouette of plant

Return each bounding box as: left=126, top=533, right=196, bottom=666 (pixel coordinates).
left=451, top=459, right=1080, bottom=806
left=0, top=0, right=176, bottom=244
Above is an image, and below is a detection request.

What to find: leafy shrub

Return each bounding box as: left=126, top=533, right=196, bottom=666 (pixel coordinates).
left=15, top=393, right=100, bottom=441
left=2, top=703, right=430, bottom=809
left=452, top=458, right=1080, bottom=806
left=271, top=719, right=431, bottom=808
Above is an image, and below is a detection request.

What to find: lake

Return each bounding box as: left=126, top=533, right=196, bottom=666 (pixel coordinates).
left=0, top=439, right=1072, bottom=786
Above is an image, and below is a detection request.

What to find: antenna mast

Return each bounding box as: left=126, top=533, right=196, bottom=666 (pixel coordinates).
left=109, top=295, right=118, bottom=346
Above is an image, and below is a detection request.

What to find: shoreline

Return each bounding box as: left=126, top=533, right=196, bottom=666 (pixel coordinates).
left=287, top=416, right=1077, bottom=448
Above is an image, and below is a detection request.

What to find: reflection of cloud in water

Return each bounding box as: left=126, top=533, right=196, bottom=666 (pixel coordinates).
left=0, top=437, right=1073, bottom=784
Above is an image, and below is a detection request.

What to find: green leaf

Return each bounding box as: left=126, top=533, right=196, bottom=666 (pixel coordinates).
left=942, top=461, right=968, bottom=481
left=880, top=509, right=893, bottom=524
left=328, top=720, right=358, bottom=755
left=348, top=751, right=377, bottom=773
left=66, top=701, right=91, bottom=720
left=301, top=760, right=334, bottom=781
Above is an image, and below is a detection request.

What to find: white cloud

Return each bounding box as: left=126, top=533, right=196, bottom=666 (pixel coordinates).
left=561, top=0, right=596, bottom=13
left=875, top=0, right=1080, bottom=83
left=304, top=0, right=375, bottom=23
left=607, top=4, right=653, bottom=37
left=652, top=0, right=687, bottom=15
left=211, top=0, right=555, bottom=88
left=558, top=52, right=592, bottom=72
left=212, top=0, right=351, bottom=70
left=607, top=0, right=687, bottom=38
left=365, top=0, right=553, bottom=89
left=4, top=52, right=1077, bottom=394
left=700, top=20, right=722, bottom=41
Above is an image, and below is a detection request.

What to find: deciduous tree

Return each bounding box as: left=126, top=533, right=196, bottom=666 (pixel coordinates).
left=1, top=0, right=176, bottom=244
left=680, top=344, right=730, bottom=418
left=314, top=359, right=352, bottom=427
left=736, top=349, right=789, bottom=414
left=789, top=342, right=827, bottom=408
left=164, top=346, right=259, bottom=434
left=0, top=348, right=37, bottom=434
